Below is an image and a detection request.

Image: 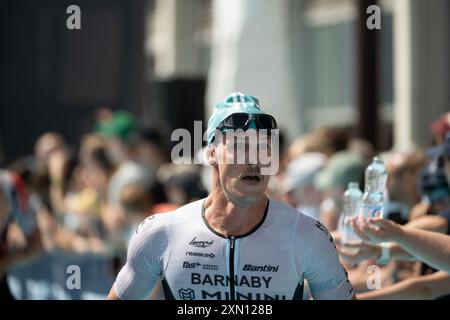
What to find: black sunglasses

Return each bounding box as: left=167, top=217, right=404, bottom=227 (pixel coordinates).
left=216, top=113, right=277, bottom=131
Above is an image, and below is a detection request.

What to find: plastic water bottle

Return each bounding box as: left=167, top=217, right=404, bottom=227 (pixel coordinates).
left=360, top=157, right=388, bottom=219
left=339, top=182, right=363, bottom=245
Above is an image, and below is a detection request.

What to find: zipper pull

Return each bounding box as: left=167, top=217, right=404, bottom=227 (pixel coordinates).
left=230, top=236, right=235, bottom=249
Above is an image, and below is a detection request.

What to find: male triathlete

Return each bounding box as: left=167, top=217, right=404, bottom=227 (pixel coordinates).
left=108, top=92, right=354, bottom=300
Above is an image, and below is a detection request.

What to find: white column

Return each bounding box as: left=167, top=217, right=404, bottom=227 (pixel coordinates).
left=393, top=0, right=450, bottom=149
left=147, top=0, right=177, bottom=79
left=393, top=0, right=413, bottom=150
left=148, top=0, right=205, bottom=79
left=206, top=0, right=302, bottom=138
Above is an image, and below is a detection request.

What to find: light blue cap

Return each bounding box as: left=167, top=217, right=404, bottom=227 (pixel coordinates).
left=206, top=92, right=268, bottom=145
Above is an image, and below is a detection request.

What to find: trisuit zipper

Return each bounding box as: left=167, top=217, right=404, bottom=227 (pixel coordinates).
left=229, top=236, right=236, bottom=300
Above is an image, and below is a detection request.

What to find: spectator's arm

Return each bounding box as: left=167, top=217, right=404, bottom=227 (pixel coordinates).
left=389, top=243, right=414, bottom=260
left=352, top=218, right=450, bottom=273
left=340, top=214, right=448, bottom=265
left=0, top=228, right=43, bottom=274
left=339, top=241, right=415, bottom=264
left=405, top=215, right=448, bottom=234
left=0, top=249, right=30, bottom=274
left=346, top=261, right=396, bottom=293
left=357, top=271, right=450, bottom=300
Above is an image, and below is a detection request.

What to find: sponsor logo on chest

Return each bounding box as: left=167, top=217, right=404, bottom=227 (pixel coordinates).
left=189, top=237, right=214, bottom=248
left=242, top=264, right=279, bottom=272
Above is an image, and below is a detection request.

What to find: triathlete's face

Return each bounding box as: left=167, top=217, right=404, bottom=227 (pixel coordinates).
left=213, top=130, right=272, bottom=202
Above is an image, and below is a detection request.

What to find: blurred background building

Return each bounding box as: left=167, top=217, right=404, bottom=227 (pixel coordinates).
left=1, top=0, right=449, bottom=160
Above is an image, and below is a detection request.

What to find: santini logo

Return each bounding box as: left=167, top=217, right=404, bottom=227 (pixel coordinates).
left=242, top=264, right=279, bottom=272
left=189, top=237, right=214, bottom=248
left=183, top=261, right=201, bottom=269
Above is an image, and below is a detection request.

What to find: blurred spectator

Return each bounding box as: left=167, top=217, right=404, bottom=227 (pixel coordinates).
left=108, top=184, right=154, bottom=259
left=134, top=126, right=172, bottom=205
left=96, top=113, right=155, bottom=236
left=47, top=147, right=79, bottom=215
left=0, top=170, right=43, bottom=300
left=78, top=134, right=107, bottom=165
left=196, top=147, right=212, bottom=194
left=34, top=132, right=66, bottom=166
left=165, top=171, right=208, bottom=205
left=151, top=203, right=179, bottom=214
left=314, top=151, right=366, bottom=231
left=31, top=132, right=67, bottom=211
left=156, top=163, right=207, bottom=206
left=443, top=138, right=450, bottom=184
left=103, top=124, right=154, bottom=206
left=281, top=152, right=326, bottom=220
left=96, top=110, right=138, bottom=166
left=419, top=158, right=450, bottom=215
left=430, top=131, right=450, bottom=185
left=383, top=150, right=426, bottom=224
left=430, top=112, right=450, bottom=145
left=347, top=137, right=375, bottom=165
left=136, top=126, right=171, bottom=169
left=285, top=126, right=349, bottom=164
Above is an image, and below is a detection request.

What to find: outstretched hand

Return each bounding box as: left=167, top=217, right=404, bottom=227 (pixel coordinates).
left=350, top=217, right=404, bottom=244
left=339, top=241, right=381, bottom=264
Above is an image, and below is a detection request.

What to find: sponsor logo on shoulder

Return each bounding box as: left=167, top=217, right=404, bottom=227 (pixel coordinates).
left=189, top=237, right=214, bottom=248
left=242, top=264, right=279, bottom=272
left=186, top=252, right=215, bottom=259
left=183, top=261, right=201, bottom=269
left=315, top=220, right=334, bottom=244
left=135, top=215, right=155, bottom=234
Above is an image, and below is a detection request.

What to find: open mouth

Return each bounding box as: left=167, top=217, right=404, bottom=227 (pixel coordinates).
left=240, top=173, right=262, bottom=183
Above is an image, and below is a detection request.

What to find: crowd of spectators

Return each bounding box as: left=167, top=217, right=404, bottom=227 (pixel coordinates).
left=1, top=108, right=449, bottom=300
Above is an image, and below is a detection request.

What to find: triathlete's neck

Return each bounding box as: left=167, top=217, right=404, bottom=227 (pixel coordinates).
left=203, top=190, right=268, bottom=237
